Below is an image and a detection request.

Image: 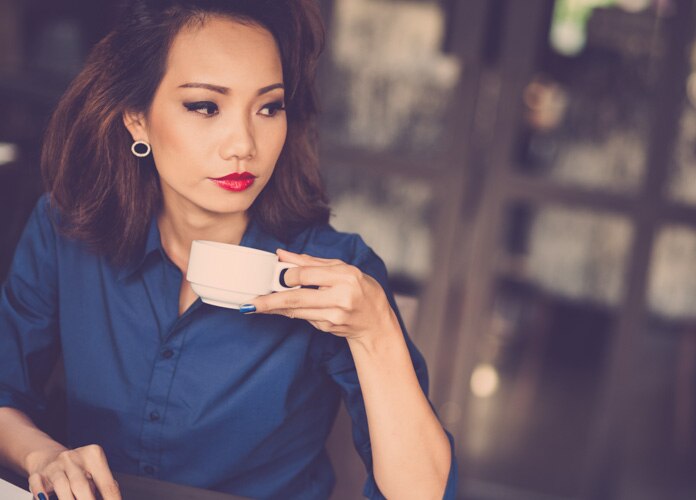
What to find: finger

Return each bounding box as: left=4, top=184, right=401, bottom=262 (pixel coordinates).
left=85, top=472, right=98, bottom=496
left=80, top=446, right=121, bottom=500
left=278, top=265, right=350, bottom=288
left=250, top=288, right=331, bottom=314
left=266, top=308, right=325, bottom=321
left=47, top=470, right=74, bottom=500
left=62, top=460, right=96, bottom=500
left=266, top=307, right=350, bottom=327
left=308, top=319, right=335, bottom=332
left=28, top=472, right=49, bottom=500
left=276, top=249, right=344, bottom=267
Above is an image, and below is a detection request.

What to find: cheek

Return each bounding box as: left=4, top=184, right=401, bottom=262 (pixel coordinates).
left=150, top=127, right=208, bottom=184
left=153, top=122, right=201, bottom=156
left=267, top=121, right=288, bottom=157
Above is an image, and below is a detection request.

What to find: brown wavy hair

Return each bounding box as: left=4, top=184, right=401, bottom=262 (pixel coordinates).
left=41, top=0, right=331, bottom=266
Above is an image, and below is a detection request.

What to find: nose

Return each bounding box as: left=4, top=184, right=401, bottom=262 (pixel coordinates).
left=219, top=112, right=257, bottom=161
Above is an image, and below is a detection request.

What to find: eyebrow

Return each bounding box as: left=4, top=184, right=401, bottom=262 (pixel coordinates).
left=177, top=82, right=284, bottom=96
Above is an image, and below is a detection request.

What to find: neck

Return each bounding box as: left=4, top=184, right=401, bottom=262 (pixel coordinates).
left=157, top=197, right=250, bottom=273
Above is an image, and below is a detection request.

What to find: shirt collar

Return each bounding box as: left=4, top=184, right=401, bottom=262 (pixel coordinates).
left=116, top=216, right=163, bottom=282
left=117, top=215, right=289, bottom=281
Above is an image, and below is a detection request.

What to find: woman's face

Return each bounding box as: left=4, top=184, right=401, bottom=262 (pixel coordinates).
left=124, top=16, right=287, bottom=218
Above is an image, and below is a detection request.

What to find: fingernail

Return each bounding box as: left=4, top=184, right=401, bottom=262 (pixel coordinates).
left=38, top=493, right=47, bottom=500
left=239, top=304, right=256, bottom=314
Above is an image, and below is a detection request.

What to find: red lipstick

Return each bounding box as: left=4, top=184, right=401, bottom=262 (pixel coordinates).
left=210, top=172, right=256, bottom=192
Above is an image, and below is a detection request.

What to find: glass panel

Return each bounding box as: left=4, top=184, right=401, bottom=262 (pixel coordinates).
left=459, top=273, right=618, bottom=497
left=619, top=225, right=696, bottom=498
left=499, top=204, right=633, bottom=306
left=319, top=0, right=461, bottom=157
left=450, top=203, right=634, bottom=497
left=515, top=2, right=671, bottom=192
left=668, top=103, right=696, bottom=205
left=323, top=164, right=434, bottom=294
left=648, top=225, right=696, bottom=321
left=667, top=43, right=696, bottom=205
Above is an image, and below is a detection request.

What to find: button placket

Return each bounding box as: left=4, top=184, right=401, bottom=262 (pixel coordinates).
left=137, top=327, right=187, bottom=475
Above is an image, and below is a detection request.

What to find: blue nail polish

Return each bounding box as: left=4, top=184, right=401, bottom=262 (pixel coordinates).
left=38, top=493, right=47, bottom=500
left=239, top=304, right=256, bottom=314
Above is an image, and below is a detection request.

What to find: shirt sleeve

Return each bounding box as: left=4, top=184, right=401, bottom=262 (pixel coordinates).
left=0, top=195, right=61, bottom=423
left=320, top=243, right=458, bottom=499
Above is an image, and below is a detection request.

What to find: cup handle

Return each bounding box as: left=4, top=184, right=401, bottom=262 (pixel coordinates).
left=272, top=262, right=300, bottom=292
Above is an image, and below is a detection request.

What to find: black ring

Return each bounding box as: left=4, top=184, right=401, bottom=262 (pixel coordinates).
left=279, top=268, right=291, bottom=288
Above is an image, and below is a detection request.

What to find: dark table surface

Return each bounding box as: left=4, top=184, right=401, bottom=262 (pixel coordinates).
left=1, top=466, right=249, bottom=499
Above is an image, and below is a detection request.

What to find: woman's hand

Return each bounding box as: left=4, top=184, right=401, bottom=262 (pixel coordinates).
left=25, top=444, right=121, bottom=500
left=244, top=249, right=400, bottom=345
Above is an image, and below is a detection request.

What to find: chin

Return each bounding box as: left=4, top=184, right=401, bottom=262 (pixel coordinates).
left=198, top=200, right=251, bottom=216
left=161, top=180, right=259, bottom=217
left=198, top=194, right=255, bottom=216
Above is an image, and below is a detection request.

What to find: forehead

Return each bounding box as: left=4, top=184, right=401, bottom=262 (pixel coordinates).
left=163, top=15, right=283, bottom=89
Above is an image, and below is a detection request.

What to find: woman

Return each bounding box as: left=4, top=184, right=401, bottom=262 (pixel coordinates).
left=0, top=0, right=456, bottom=498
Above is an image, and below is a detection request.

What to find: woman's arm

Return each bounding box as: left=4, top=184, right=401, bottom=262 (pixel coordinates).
left=0, top=407, right=66, bottom=476
left=247, top=248, right=454, bottom=499
left=346, top=315, right=451, bottom=499
left=0, top=197, right=120, bottom=498
left=0, top=407, right=121, bottom=500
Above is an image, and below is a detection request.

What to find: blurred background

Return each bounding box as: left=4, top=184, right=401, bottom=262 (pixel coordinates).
left=1, top=0, right=696, bottom=498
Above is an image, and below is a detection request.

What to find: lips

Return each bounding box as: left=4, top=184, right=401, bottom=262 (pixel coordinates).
left=210, top=172, right=256, bottom=192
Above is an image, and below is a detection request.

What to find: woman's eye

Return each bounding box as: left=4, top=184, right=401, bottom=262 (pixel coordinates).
left=183, top=101, right=219, bottom=117
left=259, top=101, right=286, bottom=117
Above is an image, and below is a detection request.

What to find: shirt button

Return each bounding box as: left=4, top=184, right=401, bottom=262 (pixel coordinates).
left=162, top=349, right=174, bottom=359
left=143, top=465, right=155, bottom=475
left=149, top=411, right=160, bottom=422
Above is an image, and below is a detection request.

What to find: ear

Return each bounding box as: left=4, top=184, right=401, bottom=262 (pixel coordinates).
left=122, top=110, right=149, bottom=142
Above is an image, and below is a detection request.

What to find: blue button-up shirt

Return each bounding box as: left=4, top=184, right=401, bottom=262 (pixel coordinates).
left=0, top=195, right=457, bottom=499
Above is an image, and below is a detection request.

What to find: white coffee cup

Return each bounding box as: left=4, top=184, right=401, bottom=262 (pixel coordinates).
left=187, top=240, right=299, bottom=310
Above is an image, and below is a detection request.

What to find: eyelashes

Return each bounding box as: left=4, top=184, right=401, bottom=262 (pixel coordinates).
left=183, top=101, right=218, bottom=116
left=259, top=101, right=286, bottom=117
left=182, top=101, right=286, bottom=118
